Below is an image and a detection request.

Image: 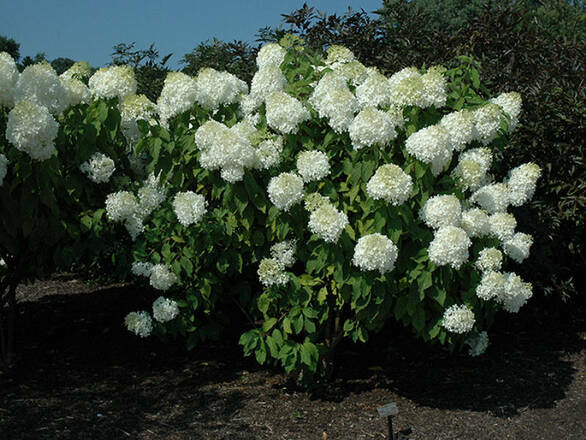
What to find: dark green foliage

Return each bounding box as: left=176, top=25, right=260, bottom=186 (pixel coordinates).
left=0, top=35, right=20, bottom=60
left=181, top=38, right=258, bottom=83
left=273, top=1, right=585, bottom=300
left=50, top=57, right=75, bottom=75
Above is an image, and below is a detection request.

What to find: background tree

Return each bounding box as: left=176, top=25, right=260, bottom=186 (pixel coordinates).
left=0, top=35, right=20, bottom=61
left=50, top=57, right=75, bottom=75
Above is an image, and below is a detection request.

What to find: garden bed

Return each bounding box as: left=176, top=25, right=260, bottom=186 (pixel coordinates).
left=1, top=275, right=584, bottom=439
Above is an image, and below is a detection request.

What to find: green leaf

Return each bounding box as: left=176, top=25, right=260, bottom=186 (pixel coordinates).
left=300, top=342, right=319, bottom=371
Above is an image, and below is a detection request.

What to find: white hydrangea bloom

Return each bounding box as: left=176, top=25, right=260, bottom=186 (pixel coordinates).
left=60, top=77, right=91, bottom=107
left=490, top=92, right=521, bottom=132
left=0, top=52, right=19, bottom=107
left=503, top=232, right=533, bottom=263
left=157, top=72, right=199, bottom=122
left=476, top=248, right=503, bottom=273
left=131, top=261, right=154, bottom=277
left=507, top=162, right=541, bottom=207
left=405, top=125, right=452, bottom=175
left=349, top=107, right=396, bottom=150
left=428, top=226, right=471, bottom=269
left=352, top=233, right=398, bottom=274
left=152, top=296, right=179, bottom=323
left=195, top=68, right=247, bottom=110
left=105, top=191, right=139, bottom=222
left=420, top=195, right=462, bottom=230
left=250, top=64, right=287, bottom=103
left=120, top=94, right=155, bottom=144
left=14, top=63, right=68, bottom=115
left=356, top=70, right=392, bottom=109
left=80, top=153, right=116, bottom=183
left=254, top=137, right=283, bottom=170
left=488, top=212, right=517, bottom=242
left=499, top=272, right=533, bottom=313
left=442, top=304, right=475, bottom=334
left=296, top=150, right=330, bottom=183
left=270, top=240, right=297, bottom=268
left=173, top=191, right=207, bottom=227
left=476, top=270, right=505, bottom=301
left=367, top=164, right=413, bottom=205
left=124, top=311, right=153, bottom=337
left=265, top=91, right=310, bottom=134
left=256, top=43, right=286, bottom=69
left=421, top=66, right=447, bottom=108
left=309, top=73, right=358, bottom=133
left=470, top=183, right=510, bottom=214
left=440, top=110, right=476, bottom=151
left=137, top=173, right=167, bottom=217
left=304, top=192, right=330, bottom=212
left=388, top=67, right=424, bottom=108
left=6, top=100, right=59, bottom=161
left=308, top=202, right=349, bottom=243
left=386, top=106, right=405, bottom=130
left=0, top=154, right=8, bottom=186
left=473, top=103, right=503, bottom=144
left=88, top=65, right=136, bottom=101
left=258, top=257, right=288, bottom=287
left=460, top=208, right=490, bottom=238
left=60, top=61, right=92, bottom=81
left=465, top=331, right=489, bottom=356
left=267, top=172, right=305, bottom=211
left=149, top=264, right=178, bottom=291
left=333, top=60, right=368, bottom=86
left=452, top=147, right=492, bottom=191
left=325, top=45, right=356, bottom=65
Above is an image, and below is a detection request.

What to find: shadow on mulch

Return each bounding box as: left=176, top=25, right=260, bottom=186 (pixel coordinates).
left=0, top=278, right=584, bottom=439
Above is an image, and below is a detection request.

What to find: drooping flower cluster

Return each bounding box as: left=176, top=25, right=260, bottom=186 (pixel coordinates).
left=172, top=191, right=207, bottom=227
left=267, top=172, right=305, bottom=211
left=80, top=153, right=116, bottom=183
left=152, top=296, right=179, bottom=323
left=308, top=201, right=349, bottom=243
left=125, top=311, right=153, bottom=337
left=503, top=232, right=533, bottom=263
left=88, top=65, right=136, bottom=101
left=352, top=233, right=398, bottom=274
left=296, top=150, right=330, bottom=183
left=366, top=164, right=413, bottom=205
left=507, top=162, right=541, bottom=207
left=6, top=100, right=59, bottom=161
left=442, top=304, right=475, bottom=334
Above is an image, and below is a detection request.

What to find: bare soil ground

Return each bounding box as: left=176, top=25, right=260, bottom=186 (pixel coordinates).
left=1, top=275, right=584, bottom=439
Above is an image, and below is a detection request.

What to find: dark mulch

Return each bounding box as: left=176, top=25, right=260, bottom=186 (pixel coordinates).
left=1, top=275, right=584, bottom=439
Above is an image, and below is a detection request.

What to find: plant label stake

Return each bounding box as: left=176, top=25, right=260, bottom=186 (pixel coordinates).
left=377, top=402, right=398, bottom=440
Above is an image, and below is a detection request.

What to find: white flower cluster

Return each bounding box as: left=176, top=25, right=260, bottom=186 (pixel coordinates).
left=0, top=154, right=8, bottom=186
left=428, top=226, right=471, bottom=269
left=356, top=70, right=392, bottom=109
left=124, top=311, right=153, bottom=337
left=490, top=92, right=521, bottom=132
left=475, top=247, right=503, bottom=272
left=475, top=271, right=532, bottom=312
left=442, top=304, right=475, bottom=334
left=254, top=137, right=283, bottom=170
left=388, top=67, right=425, bottom=108
left=452, top=148, right=492, bottom=191
left=6, top=100, right=59, bottom=161
left=131, top=261, right=154, bottom=277
left=172, top=191, right=207, bottom=227
left=308, top=201, right=349, bottom=243
left=420, top=195, right=462, bottom=230
left=472, top=103, right=503, bottom=144
left=256, top=43, right=286, bottom=70
left=349, top=107, right=396, bottom=150
left=440, top=110, right=476, bottom=152
left=88, top=65, right=136, bottom=101
left=507, top=162, right=541, bottom=207
left=270, top=240, right=297, bottom=268
left=60, top=61, right=92, bottom=81
left=157, top=72, right=199, bottom=123
left=149, top=264, right=178, bottom=291
left=80, top=153, right=116, bottom=183
left=503, top=232, right=533, bottom=263
left=120, top=94, right=155, bottom=144
left=245, top=63, right=287, bottom=114
left=265, top=91, right=310, bottom=134
left=470, top=183, right=510, bottom=214
left=352, top=233, right=398, bottom=274
left=309, top=72, right=358, bottom=133
left=405, top=125, right=452, bottom=175
left=0, top=52, right=19, bottom=107
left=267, top=172, right=305, bottom=211
left=152, top=296, right=179, bottom=323
left=258, top=257, right=288, bottom=287
left=195, top=68, right=247, bottom=110
left=488, top=212, right=517, bottom=242
left=367, top=164, right=413, bottom=205
left=14, top=63, right=68, bottom=115
left=296, top=150, right=330, bottom=183
left=465, top=331, right=489, bottom=356
left=194, top=120, right=256, bottom=182
left=460, top=208, right=490, bottom=238
left=421, top=66, right=448, bottom=108
left=304, top=192, right=330, bottom=212
left=60, top=77, right=91, bottom=107
left=476, top=270, right=505, bottom=300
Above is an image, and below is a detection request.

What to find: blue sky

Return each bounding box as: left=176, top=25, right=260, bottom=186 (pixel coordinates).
left=1, top=0, right=383, bottom=69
